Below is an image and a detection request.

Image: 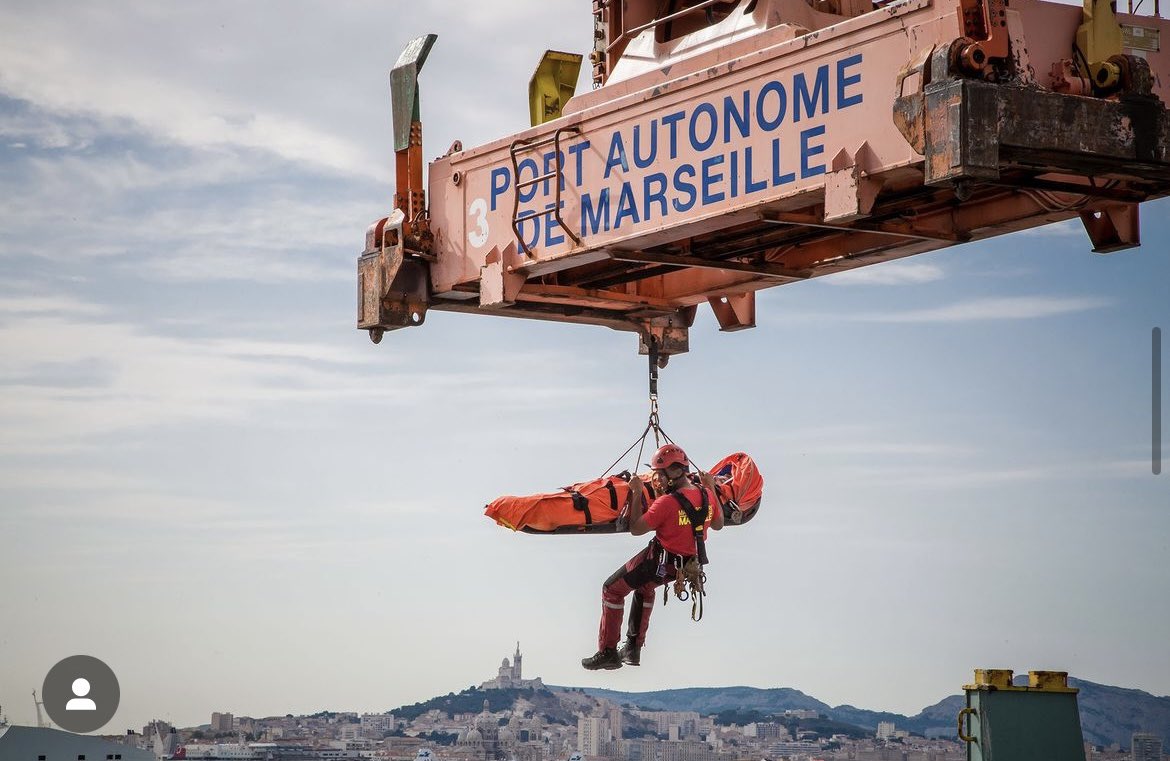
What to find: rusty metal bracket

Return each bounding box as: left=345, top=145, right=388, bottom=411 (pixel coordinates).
left=825, top=143, right=884, bottom=223
left=390, top=34, right=437, bottom=246
left=957, top=708, right=978, bottom=744
left=480, top=242, right=527, bottom=307
left=955, top=0, right=1010, bottom=75
left=707, top=293, right=756, bottom=332
left=358, top=209, right=431, bottom=343
left=1004, top=10, right=1036, bottom=85
left=637, top=308, right=697, bottom=360
left=892, top=44, right=935, bottom=155
left=1080, top=203, right=1141, bottom=253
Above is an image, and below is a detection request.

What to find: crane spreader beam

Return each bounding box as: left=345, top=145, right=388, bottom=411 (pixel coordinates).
left=359, top=0, right=1170, bottom=356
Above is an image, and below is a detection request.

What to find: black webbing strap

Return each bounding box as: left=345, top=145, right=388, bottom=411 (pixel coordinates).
left=569, top=490, right=592, bottom=524
left=672, top=489, right=710, bottom=566
left=604, top=481, right=619, bottom=513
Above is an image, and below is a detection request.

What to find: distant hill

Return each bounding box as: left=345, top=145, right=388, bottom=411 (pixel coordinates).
left=1059, top=678, right=1169, bottom=748
left=558, top=678, right=1170, bottom=748
left=570, top=686, right=829, bottom=714
left=390, top=685, right=578, bottom=726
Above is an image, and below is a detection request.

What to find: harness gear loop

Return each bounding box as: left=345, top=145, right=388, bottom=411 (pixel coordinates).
left=663, top=488, right=710, bottom=621
left=683, top=557, right=705, bottom=621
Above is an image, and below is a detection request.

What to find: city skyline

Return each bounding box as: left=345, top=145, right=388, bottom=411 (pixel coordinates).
left=5, top=644, right=1166, bottom=749
left=2, top=0, right=1168, bottom=737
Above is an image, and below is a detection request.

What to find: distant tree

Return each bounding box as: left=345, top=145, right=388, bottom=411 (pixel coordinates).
left=423, top=731, right=459, bottom=746
left=190, top=731, right=206, bottom=740
left=715, top=709, right=766, bottom=726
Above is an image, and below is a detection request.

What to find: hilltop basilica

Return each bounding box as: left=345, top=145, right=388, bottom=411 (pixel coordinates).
left=480, top=642, right=544, bottom=691
left=459, top=644, right=548, bottom=761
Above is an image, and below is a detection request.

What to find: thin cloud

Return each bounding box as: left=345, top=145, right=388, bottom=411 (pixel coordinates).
left=0, top=23, right=372, bottom=179
left=789, top=440, right=969, bottom=457
left=762, top=295, right=1111, bottom=326
left=0, top=107, right=98, bottom=150
left=1, top=137, right=380, bottom=282
left=0, top=295, right=109, bottom=315
left=0, top=2, right=595, bottom=185
left=865, top=296, right=1110, bottom=323
left=825, top=262, right=946, bottom=286
left=839, top=458, right=1152, bottom=489
left=1018, top=218, right=1085, bottom=238
left=0, top=304, right=617, bottom=451
left=762, top=423, right=970, bottom=457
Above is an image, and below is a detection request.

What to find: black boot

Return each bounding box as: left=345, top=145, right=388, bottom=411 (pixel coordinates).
left=581, top=648, right=623, bottom=670
left=618, top=640, right=641, bottom=666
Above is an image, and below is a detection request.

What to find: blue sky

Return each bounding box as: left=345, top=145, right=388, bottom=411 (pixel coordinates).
left=1, top=0, right=1167, bottom=734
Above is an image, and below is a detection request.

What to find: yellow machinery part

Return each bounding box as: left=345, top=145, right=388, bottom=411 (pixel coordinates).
left=529, top=50, right=583, bottom=127
left=1076, top=0, right=1124, bottom=89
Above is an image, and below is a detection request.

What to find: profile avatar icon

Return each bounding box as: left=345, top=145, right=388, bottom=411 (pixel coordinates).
left=65, top=678, right=97, bottom=711
left=43, top=655, right=118, bottom=732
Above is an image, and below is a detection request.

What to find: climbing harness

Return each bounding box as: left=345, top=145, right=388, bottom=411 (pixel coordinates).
left=670, top=487, right=710, bottom=621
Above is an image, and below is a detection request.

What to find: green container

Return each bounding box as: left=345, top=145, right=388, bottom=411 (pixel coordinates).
left=960, top=670, right=1086, bottom=761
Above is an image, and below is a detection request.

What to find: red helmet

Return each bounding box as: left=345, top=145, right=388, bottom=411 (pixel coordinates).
left=650, top=443, right=688, bottom=470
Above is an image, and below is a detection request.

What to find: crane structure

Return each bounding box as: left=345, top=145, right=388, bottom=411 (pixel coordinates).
left=359, top=0, right=1169, bottom=358
left=32, top=690, right=47, bottom=729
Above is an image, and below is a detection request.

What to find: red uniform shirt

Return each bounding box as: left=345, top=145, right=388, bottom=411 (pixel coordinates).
left=642, top=485, right=718, bottom=556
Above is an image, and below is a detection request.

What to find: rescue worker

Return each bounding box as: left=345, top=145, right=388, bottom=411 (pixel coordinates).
left=581, top=443, right=724, bottom=670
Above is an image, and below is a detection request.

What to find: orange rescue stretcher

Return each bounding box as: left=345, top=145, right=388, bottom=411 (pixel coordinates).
left=484, top=452, right=764, bottom=535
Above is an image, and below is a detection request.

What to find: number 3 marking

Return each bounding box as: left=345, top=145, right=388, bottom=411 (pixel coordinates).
left=468, top=197, right=489, bottom=248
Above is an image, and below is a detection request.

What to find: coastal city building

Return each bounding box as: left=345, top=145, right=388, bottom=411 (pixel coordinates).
left=1132, top=734, right=1163, bottom=761
left=361, top=711, right=397, bottom=737
left=578, top=716, right=612, bottom=757
left=211, top=711, right=235, bottom=733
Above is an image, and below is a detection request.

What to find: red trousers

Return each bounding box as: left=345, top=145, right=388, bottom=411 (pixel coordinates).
left=598, top=541, right=671, bottom=650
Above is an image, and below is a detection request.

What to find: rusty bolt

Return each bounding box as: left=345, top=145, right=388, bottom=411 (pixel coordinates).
left=958, top=43, right=988, bottom=76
